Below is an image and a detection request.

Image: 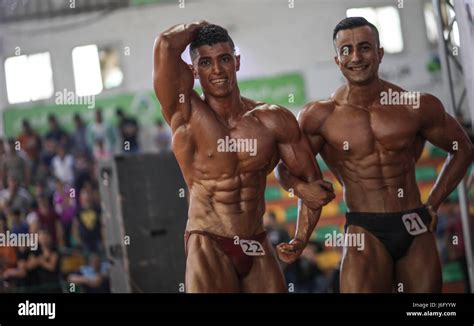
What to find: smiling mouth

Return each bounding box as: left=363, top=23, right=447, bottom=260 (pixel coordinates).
left=348, top=65, right=369, bottom=71
left=210, top=78, right=228, bottom=85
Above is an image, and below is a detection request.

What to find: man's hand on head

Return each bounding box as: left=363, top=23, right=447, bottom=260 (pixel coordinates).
left=189, top=20, right=209, bottom=35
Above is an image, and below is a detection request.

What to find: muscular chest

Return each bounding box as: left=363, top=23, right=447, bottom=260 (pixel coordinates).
left=190, top=112, right=278, bottom=177
left=322, top=105, right=420, bottom=156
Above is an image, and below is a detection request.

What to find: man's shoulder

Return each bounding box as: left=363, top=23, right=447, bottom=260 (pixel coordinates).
left=247, top=100, right=297, bottom=122
left=301, top=99, right=336, bottom=115
left=418, top=92, right=443, bottom=108
left=298, top=99, right=336, bottom=130
left=246, top=101, right=302, bottom=141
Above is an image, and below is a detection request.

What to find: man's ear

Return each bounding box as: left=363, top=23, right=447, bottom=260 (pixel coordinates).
left=189, top=64, right=198, bottom=79
left=235, top=55, right=241, bottom=72
left=378, top=47, right=384, bottom=63
left=334, top=55, right=340, bottom=66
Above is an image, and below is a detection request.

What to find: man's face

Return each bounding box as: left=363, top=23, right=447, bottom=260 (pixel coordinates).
left=334, top=26, right=384, bottom=85
left=49, top=120, right=57, bottom=130
left=192, top=42, right=240, bottom=98
left=23, top=123, right=31, bottom=134
left=96, top=112, right=103, bottom=123
left=74, top=118, right=82, bottom=128
left=39, top=231, right=51, bottom=248
left=58, top=147, right=65, bottom=158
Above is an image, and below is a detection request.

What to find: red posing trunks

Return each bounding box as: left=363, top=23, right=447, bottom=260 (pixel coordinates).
left=184, top=230, right=267, bottom=279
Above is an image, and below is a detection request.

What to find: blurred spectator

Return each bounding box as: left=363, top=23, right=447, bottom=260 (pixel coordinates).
left=264, top=211, right=290, bottom=247
left=45, top=114, right=68, bottom=145
left=34, top=182, right=54, bottom=206
left=93, top=139, right=112, bottom=161
left=73, top=188, right=102, bottom=253
left=26, top=209, right=41, bottom=234
left=435, top=200, right=452, bottom=263
left=39, top=138, right=57, bottom=171
left=327, top=267, right=340, bottom=293
left=71, top=114, right=89, bottom=157
left=67, top=253, right=110, bottom=293
left=87, top=109, right=115, bottom=155
left=9, top=209, right=29, bottom=235
left=284, top=242, right=328, bottom=293
left=116, top=108, right=140, bottom=153
left=36, top=196, right=62, bottom=248
left=445, top=201, right=472, bottom=293
left=0, top=214, right=17, bottom=275
left=81, top=180, right=101, bottom=211
left=17, top=119, right=42, bottom=176
left=0, top=175, right=33, bottom=215
left=53, top=178, right=77, bottom=247
left=26, top=228, right=62, bottom=293
left=153, top=119, right=172, bottom=153
left=2, top=245, right=29, bottom=293
left=73, top=151, right=93, bottom=194
left=51, top=144, right=74, bottom=186
left=32, top=160, right=51, bottom=188
left=0, top=138, right=30, bottom=187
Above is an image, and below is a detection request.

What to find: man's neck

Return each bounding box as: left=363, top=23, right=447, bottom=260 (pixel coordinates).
left=204, top=88, right=246, bottom=125
left=342, top=77, right=384, bottom=108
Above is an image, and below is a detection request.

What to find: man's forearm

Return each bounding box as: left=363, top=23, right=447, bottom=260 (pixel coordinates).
left=294, top=200, right=321, bottom=243
left=158, top=22, right=202, bottom=53
left=275, top=162, right=313, bottom=197
left=427, top=148, right=474, bottom=210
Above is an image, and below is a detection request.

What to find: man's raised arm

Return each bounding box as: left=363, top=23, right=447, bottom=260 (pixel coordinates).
left=153, top=21, right=207, bottom=126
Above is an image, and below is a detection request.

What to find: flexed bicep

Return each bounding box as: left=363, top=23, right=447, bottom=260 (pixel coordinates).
left=153, top=22, right=207, bottom=125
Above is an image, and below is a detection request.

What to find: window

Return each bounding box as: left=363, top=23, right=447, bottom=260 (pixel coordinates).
left=448, top=6, right=460, bottom=47
left=424, top=2, right=460, bottom=46
left=72, top=44, right=123, bottom=96
left=72, top=44, right=103, bottom=96
left=424, top=3, right=439, bottom=44
left=4, top=52, right=54, bottom=104
left=100, top=47, right=124, bottom=89
left=346, top=6, right=404, bottom=53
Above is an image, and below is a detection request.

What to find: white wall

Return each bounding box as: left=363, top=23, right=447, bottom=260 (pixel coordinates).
left=0, top=0, right=460, bottom=136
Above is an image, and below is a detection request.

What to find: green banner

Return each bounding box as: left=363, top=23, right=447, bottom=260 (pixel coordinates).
left=238, top=73, right=306, bottom=108
left=130, top=0, right=164, bottom=6
left=2, top=72, right=306, bottom=138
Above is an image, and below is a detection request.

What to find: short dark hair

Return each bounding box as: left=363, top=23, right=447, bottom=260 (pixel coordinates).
left=333, top=17, right=380, bottom=49
left=189, top=24, right=235, bottom=60
left=47, top=113, right=57, bottom=123
left=22, top=119, right=30, bottom=128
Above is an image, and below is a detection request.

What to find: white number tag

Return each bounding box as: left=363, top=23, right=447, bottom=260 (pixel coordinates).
left=239, top=240, right=265, bottom=256
left=402, top=213, right=427, bottom=235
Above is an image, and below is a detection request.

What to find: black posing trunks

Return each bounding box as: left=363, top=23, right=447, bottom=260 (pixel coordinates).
left=345, top=206, right=432, bottom=261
